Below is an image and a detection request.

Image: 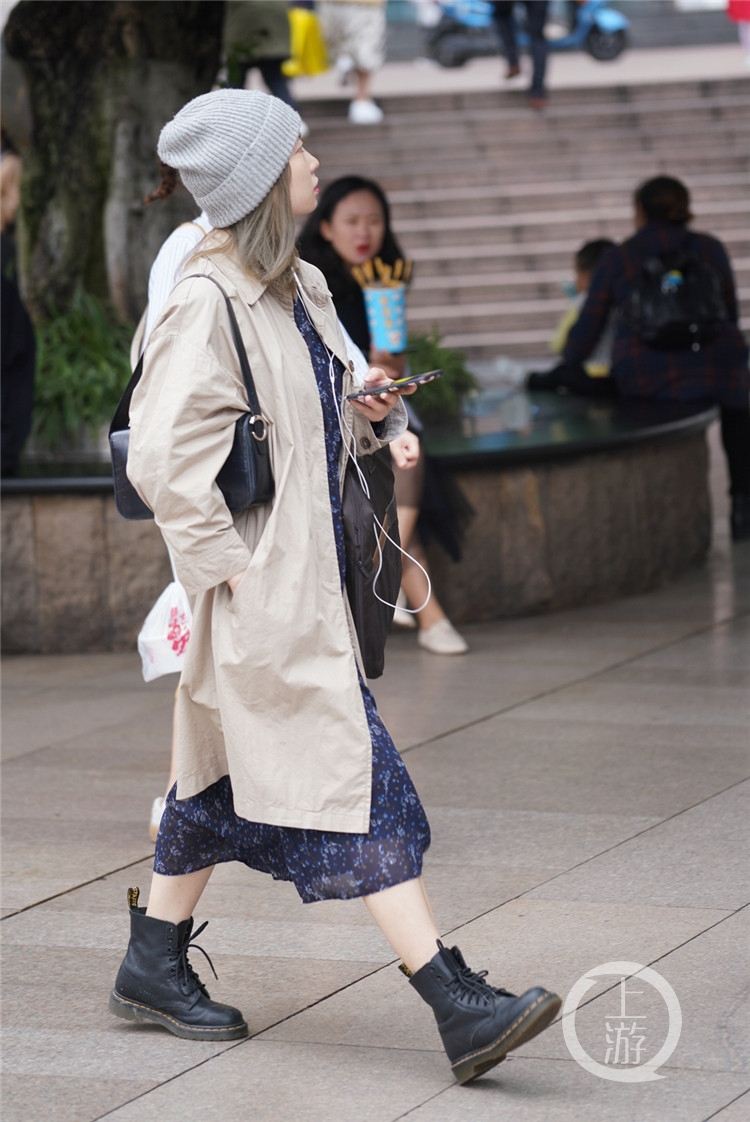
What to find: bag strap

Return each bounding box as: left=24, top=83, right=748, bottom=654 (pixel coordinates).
left=109, top=353, right=143, bottom=436
left=184, top=273, right=265, bottom=423
left=110, top=273, right=267, bottom=439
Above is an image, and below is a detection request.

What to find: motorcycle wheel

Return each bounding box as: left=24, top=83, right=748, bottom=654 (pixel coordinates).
left=434, top=38, right=470, bottom=67
left=585, top=27, right=627, bottom=61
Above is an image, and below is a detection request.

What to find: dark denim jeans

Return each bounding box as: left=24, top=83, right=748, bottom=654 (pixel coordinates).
left=493, top=0, right=549, bottom=99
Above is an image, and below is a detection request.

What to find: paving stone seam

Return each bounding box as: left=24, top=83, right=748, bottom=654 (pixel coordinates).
left=0, top=855, right=154, bottom=921
left=101, top=904, right=746, bottom=1115
left=399, top=609, right=750, bottom=757
left=511, top=776, right=749, bottom=904
left=701, top=1087, right=750, bottom=1121
left=5, top=615, right=747, bottom=923
left=86, top=966, right=429, bottom=1122
left=87, top=1044, right=247, bottom=1122
left=424, top=797, right=748, bottom=967
left=552, top=904, right=747, bottom=1023
left=388, top=1082, right=451, bottom=1120
left=1, top=695, right=174, bottom=766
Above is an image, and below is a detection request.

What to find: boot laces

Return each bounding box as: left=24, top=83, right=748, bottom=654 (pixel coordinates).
left=459, top=965, right=515, bottom=1002
left=443, top=943, right=516, bottom=1006
left=174, top=920, right=218, bottom=997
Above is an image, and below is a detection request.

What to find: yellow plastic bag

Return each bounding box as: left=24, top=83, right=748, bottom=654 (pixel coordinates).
left=282, top=7, right=329, bottom=77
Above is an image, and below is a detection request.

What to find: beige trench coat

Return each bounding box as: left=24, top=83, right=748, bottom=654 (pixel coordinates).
left=128, top=253, right=406, bottom=833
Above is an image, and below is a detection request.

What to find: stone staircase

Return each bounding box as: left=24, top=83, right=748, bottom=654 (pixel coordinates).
left=299, top=77, right=750, bottom=361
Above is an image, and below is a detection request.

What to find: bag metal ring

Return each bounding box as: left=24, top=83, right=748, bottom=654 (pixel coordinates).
left=249, top=415, right=269, bottom=442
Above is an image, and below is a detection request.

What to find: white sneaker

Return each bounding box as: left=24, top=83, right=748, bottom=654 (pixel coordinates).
left=393, top=589, right=417, bottom=630
left=418, top=618, right=469, bottom=655
left=149, top=796, right=165, bottom=843
left=348, top=99, right=384, bottom=125
left=336, top=54, right=355, bottom=85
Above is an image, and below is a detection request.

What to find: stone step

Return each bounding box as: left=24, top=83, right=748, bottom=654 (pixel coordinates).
left=404, top=287, right=750, bottom=338
left=353, top=153, right=750, bottom=193
left=376, top=77, right=750, bottom=114
left=387, top=173, right=750, bottom=220
left=406, top=228, right=750, bottom=276
left=311, top=120, right=750, bottom=168
left=407, top=257, right=750, bottom=307
left=302, top=81, right=750, bottom=121
left=311, top=108, right=750, bottom=143
left=395, top=200, right=750, bottom=250
left=315, top=147, right=750, bottom=191
left=302, top=79, right=750, bottom=117
left=300, top=74, right=750, bottom=360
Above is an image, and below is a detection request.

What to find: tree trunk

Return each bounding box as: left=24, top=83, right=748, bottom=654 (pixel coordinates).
left=4, top=1, right=224, bottom=322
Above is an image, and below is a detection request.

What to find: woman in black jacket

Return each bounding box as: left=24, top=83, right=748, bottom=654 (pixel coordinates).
left=300, top=176, right=470, bottom=653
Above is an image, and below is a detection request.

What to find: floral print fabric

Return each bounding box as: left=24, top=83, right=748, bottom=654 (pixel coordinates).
left=153, top=297, right=430, bottom=902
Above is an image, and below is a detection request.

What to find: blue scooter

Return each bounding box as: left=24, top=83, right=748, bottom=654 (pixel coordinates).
left=426, top=0, right=629, bottom=68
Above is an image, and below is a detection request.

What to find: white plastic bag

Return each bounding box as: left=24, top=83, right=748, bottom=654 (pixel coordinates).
left=137, top=579, right=192, bottom=682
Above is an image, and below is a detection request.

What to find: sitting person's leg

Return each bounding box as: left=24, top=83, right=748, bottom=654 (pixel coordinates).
left=393, top=446, right=468, bottom=654
left=720, top=404, right=750, bottom=541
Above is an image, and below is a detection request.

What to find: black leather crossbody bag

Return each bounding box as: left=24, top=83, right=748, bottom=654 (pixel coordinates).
left=109, top=275, right=274, bottom=521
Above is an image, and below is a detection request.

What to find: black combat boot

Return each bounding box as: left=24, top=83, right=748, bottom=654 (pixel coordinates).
left=109, top=887, right=248, bottom=1041
left=404, top=941, right=561, bottom=1085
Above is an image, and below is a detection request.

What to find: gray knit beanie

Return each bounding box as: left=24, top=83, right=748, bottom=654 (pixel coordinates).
left=157, top=89, right=302, bottom=228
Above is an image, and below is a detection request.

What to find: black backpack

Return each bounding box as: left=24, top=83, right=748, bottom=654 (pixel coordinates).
left=625, top=244, right=727, bottom=352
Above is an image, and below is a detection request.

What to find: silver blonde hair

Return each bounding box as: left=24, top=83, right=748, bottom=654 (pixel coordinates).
left=190, top=166, right=298, bottom=297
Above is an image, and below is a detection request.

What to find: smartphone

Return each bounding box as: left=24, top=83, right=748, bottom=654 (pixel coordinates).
left=346, top=369, right=443, bottom=401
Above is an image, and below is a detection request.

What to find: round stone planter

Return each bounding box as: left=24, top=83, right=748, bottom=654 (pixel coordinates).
left=0, top=393, right=715, bottom=653
left=422, top=391, right=715, bottom=623
left=1, top=471, right=170, bottom=655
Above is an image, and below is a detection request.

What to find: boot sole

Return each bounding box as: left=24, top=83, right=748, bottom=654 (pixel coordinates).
left=451, top=990, right=562, bottom=1086
left=109, top=990, right=249, bottom=1041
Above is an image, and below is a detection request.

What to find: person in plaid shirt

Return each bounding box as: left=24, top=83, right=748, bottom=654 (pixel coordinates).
left=564, top=176, right=750, bottom=541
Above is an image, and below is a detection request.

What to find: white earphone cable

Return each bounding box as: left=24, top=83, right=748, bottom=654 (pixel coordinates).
left=295, top=280, right=431, bottom=614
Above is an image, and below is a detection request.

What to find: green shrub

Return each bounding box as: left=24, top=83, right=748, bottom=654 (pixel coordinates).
left=406, top=328, right=478, bottom=426
left=32, top=288, right=132, bottom=451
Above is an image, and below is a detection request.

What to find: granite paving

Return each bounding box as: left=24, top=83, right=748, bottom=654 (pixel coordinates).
left=2, top=37, right=749, bottom=1117
left=2, top=409, right=747, bottom=1122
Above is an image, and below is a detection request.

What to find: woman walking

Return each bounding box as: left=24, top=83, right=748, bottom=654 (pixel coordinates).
left=109, top=88, right=560, bottom=1085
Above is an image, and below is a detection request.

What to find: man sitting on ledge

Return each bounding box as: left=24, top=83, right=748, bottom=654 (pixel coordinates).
left=561, top=175, right=750, bottom=543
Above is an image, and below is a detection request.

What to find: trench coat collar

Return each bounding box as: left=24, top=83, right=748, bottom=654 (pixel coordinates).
left=182, top=249, right=355, bottom=389
left=184, top=246, right=331, bottom=311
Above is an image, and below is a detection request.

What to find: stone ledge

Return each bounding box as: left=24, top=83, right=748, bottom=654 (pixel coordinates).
left=425, top=431, right=711, bottom=622
left=1, top=493, right=170, bottom=654
left=0, top=399, right=714, bottom=652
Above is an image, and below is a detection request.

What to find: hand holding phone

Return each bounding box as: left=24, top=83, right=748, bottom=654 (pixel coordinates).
left=346, top=369, right=443, bottom=401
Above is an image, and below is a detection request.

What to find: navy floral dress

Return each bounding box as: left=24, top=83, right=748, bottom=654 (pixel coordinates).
left=153, top=298, right=431, bottom=903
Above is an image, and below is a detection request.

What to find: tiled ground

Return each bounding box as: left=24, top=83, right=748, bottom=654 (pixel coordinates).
left=2, top=414, right=747, bottom=1122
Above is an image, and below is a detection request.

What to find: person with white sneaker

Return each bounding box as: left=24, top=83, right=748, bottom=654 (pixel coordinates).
left=299, top=176, right=470, bottom=656
left=390, top=426, right=469, bottom=655
left=317, top=0, right=386, bottom=124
